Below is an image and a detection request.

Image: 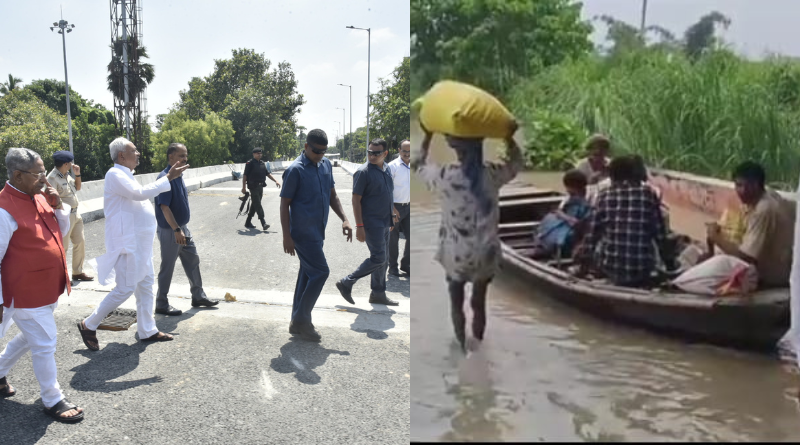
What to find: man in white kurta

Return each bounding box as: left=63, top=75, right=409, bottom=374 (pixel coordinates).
left=0, top=147, right=83, bottom=422
left=77, top=138, right=188, bottom=350
left=788, top=178, right=800, bottom=371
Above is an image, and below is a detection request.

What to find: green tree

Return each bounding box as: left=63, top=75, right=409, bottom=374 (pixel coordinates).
left=0, top=90, right=67, bottom=180
left=0, top=74, right=23, bottom=96
left=683, top=11, right=731, bottom=60
left=151, top=111, right=234, bottom=168
left=369, top=57, right=410, bottom=153
left=411, top=0, right=593, bottom=97
left=174, top=49, right=304, bottom=162
left=107, top=38, right=155, bottom=102
left=23, top=79, right=117, bottom=181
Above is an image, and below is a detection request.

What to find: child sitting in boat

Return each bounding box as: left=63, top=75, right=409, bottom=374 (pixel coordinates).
left=574, top=134, right=611, bottom=185
left=530, top=169, right=592, bottom=260
left=415, top=122, right=524, bottom=352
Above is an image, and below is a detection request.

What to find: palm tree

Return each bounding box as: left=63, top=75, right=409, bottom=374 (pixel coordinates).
left=0, top=74, right=22, bottom=95
left=106, top=37, right=155, bottom=102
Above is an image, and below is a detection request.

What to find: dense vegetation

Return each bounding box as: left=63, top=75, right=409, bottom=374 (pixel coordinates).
left=0, top=47, right=410, bottom=181
left=411, top=0, right=800, bottom=186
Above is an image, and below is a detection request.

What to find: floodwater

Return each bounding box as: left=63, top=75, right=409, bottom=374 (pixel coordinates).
left=411, top=164, right=800, bottom=441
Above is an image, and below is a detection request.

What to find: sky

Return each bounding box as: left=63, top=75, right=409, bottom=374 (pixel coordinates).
left=580, top=0, right=800, bottom=59
left=0, top=0, right=410, bottom=144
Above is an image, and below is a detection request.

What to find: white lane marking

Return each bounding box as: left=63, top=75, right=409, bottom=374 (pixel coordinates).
left=261, top=370, right=278, bottom=399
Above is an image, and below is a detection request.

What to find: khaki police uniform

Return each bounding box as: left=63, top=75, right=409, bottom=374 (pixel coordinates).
left=47, top=168, right=86, bottom=275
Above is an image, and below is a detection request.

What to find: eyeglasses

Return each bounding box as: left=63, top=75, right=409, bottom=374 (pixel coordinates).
left=18, top=170, right=47, bottom=180
left=311, top=147, right=327, bottom=155
left=367, top=150, right=384, bottom=156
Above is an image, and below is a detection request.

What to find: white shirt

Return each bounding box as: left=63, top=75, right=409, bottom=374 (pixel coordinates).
left=0, top=182, right=71, bottom=305
left=789, top=175, right=800, bottom=367
left=94, top=164, right=171, bottom=287
left=388, top=156, right=411, bottom=203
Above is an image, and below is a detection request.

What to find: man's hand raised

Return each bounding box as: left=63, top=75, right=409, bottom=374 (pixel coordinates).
left=167, top=160, right=189, bottom=180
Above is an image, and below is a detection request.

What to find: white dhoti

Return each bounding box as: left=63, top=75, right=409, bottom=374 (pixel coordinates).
left=0, top=302, right=63, bottom=407
left=84, top=254, right=158, bottom=339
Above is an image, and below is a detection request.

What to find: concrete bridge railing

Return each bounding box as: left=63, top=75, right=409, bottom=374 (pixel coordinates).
left=74, top=162, right=292, bottom=223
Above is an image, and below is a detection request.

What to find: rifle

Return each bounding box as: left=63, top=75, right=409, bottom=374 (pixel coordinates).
left=236, top=191, right=251, bottom=219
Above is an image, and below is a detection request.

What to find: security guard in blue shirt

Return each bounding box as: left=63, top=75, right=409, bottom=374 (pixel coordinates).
left=280, top=129, right=353, bottom=341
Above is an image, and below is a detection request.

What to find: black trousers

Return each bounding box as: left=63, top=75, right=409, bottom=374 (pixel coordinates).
left=389, top=203, right=410, bottom=270
left=247, top=185, right=264, bottom=221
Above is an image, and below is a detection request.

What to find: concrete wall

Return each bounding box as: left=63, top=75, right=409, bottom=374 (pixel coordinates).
left=339, top=161, right=362, bottom=176
left=649, top=168, right=796, bottom=218
left=75, top=162, right=288, bottom=223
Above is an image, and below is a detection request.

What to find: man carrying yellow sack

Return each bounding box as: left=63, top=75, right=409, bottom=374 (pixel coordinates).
left=414, top=80, right=524, bottom=352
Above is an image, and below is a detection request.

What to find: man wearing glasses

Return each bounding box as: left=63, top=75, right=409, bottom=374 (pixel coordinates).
left=336, top=138, right=402, bottom=306
left=280, top=129, right=353, bottom=341
left=0, top=147, right=85, bottom=422
left=388, top=140, right=411, bottom=277
left=77, top=137, right=188, bottom=351
left=47, top=150, right=93, bottom=282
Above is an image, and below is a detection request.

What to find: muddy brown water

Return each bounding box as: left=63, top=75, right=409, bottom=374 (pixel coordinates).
left=411, top=152, right=800, bottom=441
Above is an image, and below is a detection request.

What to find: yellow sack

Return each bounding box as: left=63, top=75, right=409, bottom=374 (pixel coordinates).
left=414, top=80, right=515, bottom=139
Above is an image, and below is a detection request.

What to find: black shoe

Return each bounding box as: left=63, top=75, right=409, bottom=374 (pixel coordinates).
left=369, top=293, right=399, bottom=306
left=336, top=280, right=355, bottom=305
left=155, top=305, right=182, bottom=316
left=260, top=221, right=270, bottom=231
left=388, top=267, right=401, bottom=276
left=290, top=321, right=321, bottom=342
left=244, top=219, right=256, bottom=229
left=191, top=297, right=219, bottom=308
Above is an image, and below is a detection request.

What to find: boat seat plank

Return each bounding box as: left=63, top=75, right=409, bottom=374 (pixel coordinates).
left=499, top=196, right=565, bottom=208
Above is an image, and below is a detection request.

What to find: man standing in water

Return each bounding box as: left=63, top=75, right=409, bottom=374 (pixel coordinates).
left=280, top=129, right=353, bottom=341
left=414, top=123, right=523, bottom=351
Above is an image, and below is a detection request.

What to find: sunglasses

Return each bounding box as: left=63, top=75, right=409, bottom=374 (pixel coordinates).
left=310, top=146, right=327, bottom=155
left=367, top=150, right=384, bottom=156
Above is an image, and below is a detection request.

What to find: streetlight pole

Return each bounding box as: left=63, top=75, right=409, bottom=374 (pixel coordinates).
left=335, top=107, right=345, bottom=155
left=346, top=25, right=370, bottom=160
left=337, top=83, right=352, bottom=161
left=51, top=17, right=76, bottom=154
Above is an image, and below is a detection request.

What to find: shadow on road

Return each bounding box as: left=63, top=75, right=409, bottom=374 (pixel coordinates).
left=0, top=397, right=52, bottom=445
left=348, top=306, right=396, bottom=340
left=69, top=342, right=163, bottom=393
left=269, top=337, right=350, bottom=385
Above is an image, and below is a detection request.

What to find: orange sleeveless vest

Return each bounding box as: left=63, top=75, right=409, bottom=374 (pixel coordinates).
left=0, top=185, right=70, bottom=308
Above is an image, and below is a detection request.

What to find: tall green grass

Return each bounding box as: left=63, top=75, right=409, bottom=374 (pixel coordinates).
left=508, top=49, right=800, bottom=187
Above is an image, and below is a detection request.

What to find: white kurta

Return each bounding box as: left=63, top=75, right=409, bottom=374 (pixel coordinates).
left=788, top=176, right=800, bottom=367
left=0, top=182, right=71, bottom=408
left=95, top=164, right=171, bottom=287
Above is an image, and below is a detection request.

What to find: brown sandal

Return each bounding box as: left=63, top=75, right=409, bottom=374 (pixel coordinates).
left=0, top=376, right=16, bottom=398
left=76, top=321, right=99, bottom=351
left=141, top=332, right=174, bottom=342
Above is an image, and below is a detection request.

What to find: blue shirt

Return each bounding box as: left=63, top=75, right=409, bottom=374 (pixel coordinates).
left=353, top=162, right=394, bottom=229
left=280, top=152, right=335, bottom=242
left=154, top=165, right=190, bottom=229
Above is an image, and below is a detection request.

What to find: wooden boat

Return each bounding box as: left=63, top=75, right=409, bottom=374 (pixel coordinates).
left=497, top=183, right=790, bottom=351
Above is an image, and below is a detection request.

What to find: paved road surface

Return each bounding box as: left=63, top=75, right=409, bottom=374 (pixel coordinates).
left=1, top=167, right=410, bottom=444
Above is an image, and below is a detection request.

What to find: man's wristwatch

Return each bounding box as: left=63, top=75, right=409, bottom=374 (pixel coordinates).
left=174, top=227, right=181, bottom=233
